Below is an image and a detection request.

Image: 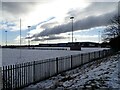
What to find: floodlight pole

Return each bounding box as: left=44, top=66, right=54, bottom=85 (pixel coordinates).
left=28, top=26, right=31, bottom=47
left=20, top=19, right=21, bottom=47
left=20, top=19, right=22, bottom=58
left=5, top=30, right=7, bottom=46
left=70, top=17, right=74, bottom=43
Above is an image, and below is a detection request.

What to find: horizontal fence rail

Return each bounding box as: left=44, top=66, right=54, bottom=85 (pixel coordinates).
left=2, top=49, right=113, bottom=90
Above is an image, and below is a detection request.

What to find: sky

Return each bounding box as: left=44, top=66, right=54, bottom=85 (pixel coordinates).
left=0, top=0, right=119, bottom=45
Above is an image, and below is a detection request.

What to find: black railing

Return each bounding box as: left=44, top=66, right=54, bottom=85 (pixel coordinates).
left=2, top=49, right=112, bottom=90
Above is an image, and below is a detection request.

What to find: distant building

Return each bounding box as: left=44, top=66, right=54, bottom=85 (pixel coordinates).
left=38, top=42, right=99, bottom=47
left=80, top=42, right=99, bottom=47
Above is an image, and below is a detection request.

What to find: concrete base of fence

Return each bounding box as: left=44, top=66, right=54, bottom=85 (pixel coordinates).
left=0, top=67, right=3, bottom=90
left=70, top=45, right=81, bottom=51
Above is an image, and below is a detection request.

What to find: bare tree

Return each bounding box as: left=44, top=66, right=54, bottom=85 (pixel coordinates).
left=102, top=15, right=120, bottom=42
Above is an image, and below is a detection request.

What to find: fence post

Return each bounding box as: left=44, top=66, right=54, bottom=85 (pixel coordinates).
left=19, top=64, right=21, bottom=88
left=94, top=52, right=96, bottom=59
left=1, top=67, right=3, bottom=90
left=81, top=54, right=83, bottom=65
left=56, top=58, right=58, bottom=74
left=33, top=61, right=35, bottom=82
left=13, top=65, right=15, bottom=89
left=88, top=53, right=90, bottom=62
left=71, top=55, right=73, bottom=69
left=10, top=65, right=12, bottom=89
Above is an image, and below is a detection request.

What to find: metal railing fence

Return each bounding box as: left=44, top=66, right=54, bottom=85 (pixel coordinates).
left=2, top=49, right=112, bottom=89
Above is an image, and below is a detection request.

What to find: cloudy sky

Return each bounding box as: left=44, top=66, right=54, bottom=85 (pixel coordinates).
left=0, top=0, right=119, bottom=45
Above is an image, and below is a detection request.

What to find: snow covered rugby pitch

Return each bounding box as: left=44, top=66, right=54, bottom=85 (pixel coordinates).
left=2, top=48, right=109, bottom=66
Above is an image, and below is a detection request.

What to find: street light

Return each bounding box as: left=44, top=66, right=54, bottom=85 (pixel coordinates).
left=20, top=19, right=21, bottom=46
left=5, top=30, right=7, bottom=46
left=70, top=17, right=74, bottom=43
left=28, top=26, right=31, bottom=47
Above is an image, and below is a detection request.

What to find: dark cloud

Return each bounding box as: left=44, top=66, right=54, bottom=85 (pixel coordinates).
left=2, top=2, right=37, bottom=16
left=41, top=21, right=58, bottom=29
left=2, top=0, right=55, bottom=3
left=2, top=0, right=56, bottom=16
left=29, top=17, right=55, bottom=30
left=32, top=35, right=66, bottom=41
left=67, top=2, right=118, bottom=21
left=34, top=10, right=117, bottom=37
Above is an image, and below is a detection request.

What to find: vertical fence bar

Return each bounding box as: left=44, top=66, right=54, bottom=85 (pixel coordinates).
left=6, top=66, right=7, bottom=89
left=26, top=62, right=28, bottom=85
left=81, top=54, right=83, bottom=65
left=56, top=58, right=58, bottom=74
left=17, top=64, right=20, bottom=88
left=24, top=63, right=25, bottom=86
left=71, top=55, right=73, bottom=68
left=22, top=63, right=24, bottom=86
left=7, top=66, right=10, bottom=89
left=21, top=64, right=23, bottom=87
left=10, top=65, right=12, bottom=89
left=94, top=52, right=95, bottom=59
left=20, top=64, right=22, bottom=87
left=15, top=65, right=17, bottom=89
left=3, top=66, right=5, bottom=90
left=23, top=63, right=24, bottom=86
left=20, top=64, right=21, bottom=88
left=13, top=65, right=14, bottom=89
left=48, top=60, right=50, bottom=77
left=28, top=62, right=30, bottom=84
left=33, top=61, right=35, bottom=82
left=25, top=63, right=27, bottom=86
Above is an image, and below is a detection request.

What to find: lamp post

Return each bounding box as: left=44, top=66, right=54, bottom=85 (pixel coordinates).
left=70, top=17, right=74, bottom=43
left=5, top=30, right=7, bottom=46
left=28, top=26, right=31, bottom=47
left=20, top=19, right=21, bottom=46
left=20, top=19, right=22, bottom=58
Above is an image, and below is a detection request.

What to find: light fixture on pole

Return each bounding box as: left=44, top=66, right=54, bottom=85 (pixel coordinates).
left=70, top=17, right=74, bottom=43
left=5, top=30, right=7, bottom=46
left=28, top=26, right=31, bottom=47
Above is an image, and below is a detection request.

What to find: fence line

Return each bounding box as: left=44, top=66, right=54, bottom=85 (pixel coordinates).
left=2, top=49, right=113, bottom=89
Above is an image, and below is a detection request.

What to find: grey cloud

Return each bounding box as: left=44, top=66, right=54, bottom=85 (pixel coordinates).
left=28, top=17, right=55, bottom=30
left=2, top=0, right=56, bottom=16
left=2, top=2, right=37, bottom=16
left=34, top=10, right=117, bottom=37
left=2, top=0, right=55, bottom=3
left=67, top=2, right=118, bottom=20
left=41, top=21, right=59, bottom=29
left=32, top=2, right=118, bottom=38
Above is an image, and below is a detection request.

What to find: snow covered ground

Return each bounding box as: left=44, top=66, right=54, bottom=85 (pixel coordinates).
left=2, top=48, right=109, bottom=66
left=24, top=52, right=120, bottom=89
